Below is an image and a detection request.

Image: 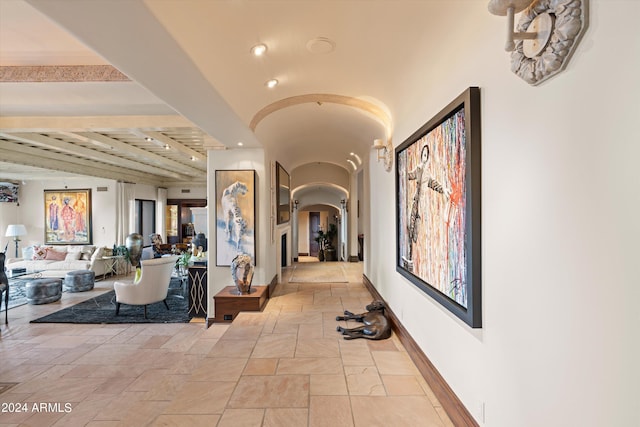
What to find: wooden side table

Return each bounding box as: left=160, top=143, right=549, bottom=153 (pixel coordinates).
left=213, top=286, right=267, bottom=323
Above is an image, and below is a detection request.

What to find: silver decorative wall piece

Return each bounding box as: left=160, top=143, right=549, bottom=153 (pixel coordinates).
left=489, top=0, right=588, bottom=86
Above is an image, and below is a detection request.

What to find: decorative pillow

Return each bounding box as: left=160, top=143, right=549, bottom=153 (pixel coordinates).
left=22, top=246, right=34, bottom=261
left=44, top=248, right=67, bottom=261
left=32, top=246, right=48, bottom=260
left=65, top=252, right=82, bottom=261
left=134, top=267, right=142, bottom=283
left=81, top=252, right=91, bottom=260
left=91, top=246, right=105, bottom=261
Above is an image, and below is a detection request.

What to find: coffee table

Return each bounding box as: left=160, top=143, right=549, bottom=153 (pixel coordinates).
left=1, top=270, right=45, bottom=323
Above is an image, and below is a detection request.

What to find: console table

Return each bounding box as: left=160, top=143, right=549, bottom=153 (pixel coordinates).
left=213, top=285, right=267, bottom=323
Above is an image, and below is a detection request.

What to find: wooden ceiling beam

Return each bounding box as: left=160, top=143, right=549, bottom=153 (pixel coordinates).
left=0, top=142, right=162, bottom=185
left=1, top=132, right=193, bottom=181
left=143, top=130, right=207, bottom=168
left=77, top=131, right=204, bottom=177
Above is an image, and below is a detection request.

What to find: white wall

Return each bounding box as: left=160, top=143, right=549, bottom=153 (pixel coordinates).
left=366, top=2, right=640, bottom=426
left=0, top=178, right=118, bottom=250
left=207, top=148, right=276, bottom=318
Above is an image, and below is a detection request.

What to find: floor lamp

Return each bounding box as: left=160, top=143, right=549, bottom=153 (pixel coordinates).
left=5, top=224, right=27, bottom=258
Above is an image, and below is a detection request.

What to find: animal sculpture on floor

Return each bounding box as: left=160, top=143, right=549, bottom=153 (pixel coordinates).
left=221, top=181, right=249, bottom=249
left=336, top=300, right=391, bottom=340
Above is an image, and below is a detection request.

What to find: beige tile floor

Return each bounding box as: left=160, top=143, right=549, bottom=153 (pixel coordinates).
left=0, top=262, right=453, bottom=427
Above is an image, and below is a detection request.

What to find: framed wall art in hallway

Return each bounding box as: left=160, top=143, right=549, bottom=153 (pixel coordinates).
left=396, top=87, right=481, bottom=328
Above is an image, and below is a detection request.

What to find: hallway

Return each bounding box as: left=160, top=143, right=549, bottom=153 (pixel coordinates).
left=0, top=262, right=452, bottom=426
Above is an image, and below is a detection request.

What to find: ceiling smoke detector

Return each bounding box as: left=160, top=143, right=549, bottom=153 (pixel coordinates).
left=306, top=37, right=336, bottom=55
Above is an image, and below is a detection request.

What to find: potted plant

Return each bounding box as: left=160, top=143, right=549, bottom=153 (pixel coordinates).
left=324, top=224, right=338, bottom=261
left=314, top=230, right=327, bottom=261
left=177, top=251, right=191, bottom=275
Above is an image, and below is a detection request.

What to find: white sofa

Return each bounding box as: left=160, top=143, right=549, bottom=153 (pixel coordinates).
left=5, top=245, right=108, bottom=278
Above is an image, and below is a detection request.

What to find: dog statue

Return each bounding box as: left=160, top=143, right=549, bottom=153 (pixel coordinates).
left=336, top=300, right=391, bottom=340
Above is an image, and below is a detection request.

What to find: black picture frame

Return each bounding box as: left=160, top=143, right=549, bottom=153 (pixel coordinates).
left=395, top=87, right=481, bottom=328
left=276, top=162, right=290, bottom=224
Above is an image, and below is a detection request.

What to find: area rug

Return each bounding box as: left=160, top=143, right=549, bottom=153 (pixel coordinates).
left=30, top=290, right=192, bottom=324
left=289, top=263, right=348, bottom=283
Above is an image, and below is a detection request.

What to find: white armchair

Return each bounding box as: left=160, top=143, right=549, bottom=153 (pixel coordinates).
left=113, top=255, right=179, bottom=318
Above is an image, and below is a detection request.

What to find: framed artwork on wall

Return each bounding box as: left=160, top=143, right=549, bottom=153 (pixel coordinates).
left=215, top=170, right=256, bottom=266
left=395, top=87, right=482, bottom=328
left=0, top=182, right=19, bottom=203
left=276, top=162, right=291, bottom=224
left=44, top=189, right=92, bottom=245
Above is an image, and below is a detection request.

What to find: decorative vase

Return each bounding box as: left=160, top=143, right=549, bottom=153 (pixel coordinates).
left=193, top=233, right=207, bottom=252
left=125, top=233, right=143, bottom=268
left=230, top=253, right=254, bottom=295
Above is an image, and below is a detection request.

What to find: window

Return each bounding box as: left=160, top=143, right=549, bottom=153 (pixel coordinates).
left=134, top=199, right=156, bottom=246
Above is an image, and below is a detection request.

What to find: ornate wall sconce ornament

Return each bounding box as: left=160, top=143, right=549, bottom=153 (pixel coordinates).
left=488, top=0, right=588, bottom=86
left=373, top=139, right=393, bottom=172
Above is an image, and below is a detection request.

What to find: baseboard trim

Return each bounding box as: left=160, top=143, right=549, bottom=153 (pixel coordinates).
left=268, top=274, right=278, bottom=298
left=362, top=274, right=478, bottom=427
left=348, top=255, right=360, bottom=262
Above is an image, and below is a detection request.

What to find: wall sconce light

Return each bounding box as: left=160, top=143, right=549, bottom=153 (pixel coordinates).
left=488, top=0, right=587, bottom=86
left=293, top=200, right=299, bottom=212
left=340, top=198, right=348, bottom=213
left=373, top=138, right=393, bottom=172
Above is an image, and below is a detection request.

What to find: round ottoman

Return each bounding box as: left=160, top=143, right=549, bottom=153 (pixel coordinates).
left=64, top=270, right=95, bottom=292
left=26, top=278, right=62, bottom=305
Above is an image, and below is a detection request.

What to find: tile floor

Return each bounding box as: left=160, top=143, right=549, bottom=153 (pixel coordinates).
left=0, top=262, right=453, bottom=426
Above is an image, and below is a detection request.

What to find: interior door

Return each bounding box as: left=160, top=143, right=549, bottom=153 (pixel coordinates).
left=309, top=212, right=320, bottom=257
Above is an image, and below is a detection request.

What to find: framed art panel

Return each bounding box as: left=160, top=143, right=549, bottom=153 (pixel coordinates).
left=44, top=189, right=92, bottom=245
left=0, top=182, right=19, bottom=203
left=215, top=170, right=256, bottom=266
left=276, top=162, right=290, bottom=224
left=395, top=87, right=481, bottom=328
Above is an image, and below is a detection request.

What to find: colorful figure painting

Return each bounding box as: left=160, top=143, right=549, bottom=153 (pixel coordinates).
left=44, top=189, right=92, bottom=244
left=396, top=87, right=481, bottom=328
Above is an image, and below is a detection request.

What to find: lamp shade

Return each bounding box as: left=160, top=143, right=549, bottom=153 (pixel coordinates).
left=5, top=224, right=27, bottom=238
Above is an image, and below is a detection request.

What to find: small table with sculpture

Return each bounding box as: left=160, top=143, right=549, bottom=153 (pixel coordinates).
left=212, top=254, right=267, bottom=324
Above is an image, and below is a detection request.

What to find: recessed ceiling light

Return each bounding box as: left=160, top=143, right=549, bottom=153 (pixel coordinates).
left=266, top=79, right=278, bottom=89
left=237, top=142, right=244, bottom=147
left=251, top=43, right=267, bottom=56
left=164, top=144, right=170, bottom=150
left=145, top=137, right=153, bottom=142
left=191, top=156, right=197, bottom=161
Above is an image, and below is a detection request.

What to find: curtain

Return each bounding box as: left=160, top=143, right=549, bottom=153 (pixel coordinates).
left=156, top=187, right=167, bottom=241
left=115, top=181, right=134, bottom=245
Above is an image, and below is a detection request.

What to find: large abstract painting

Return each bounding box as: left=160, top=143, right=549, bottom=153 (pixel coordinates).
left=215, top=170, right=256, bottom=266
left=44, top=189, right=92, bottom=245
left=396, top=87, right=481, bottom=328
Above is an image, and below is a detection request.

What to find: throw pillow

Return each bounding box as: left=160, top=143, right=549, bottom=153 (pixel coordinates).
left=44, top=248, right=67, bottom=261
left=134, top=267, right=142, bottom=283
left=33, top=246, right=47, bottom=260
left=22, top=246, right=34, bottom=261
left=65, top=252, right=82, bottom=261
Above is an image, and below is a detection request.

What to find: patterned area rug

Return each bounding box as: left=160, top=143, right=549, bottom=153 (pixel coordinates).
left=30, top=290, right=192, bottom=324
left=289, top=263, right=348, bottom=283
